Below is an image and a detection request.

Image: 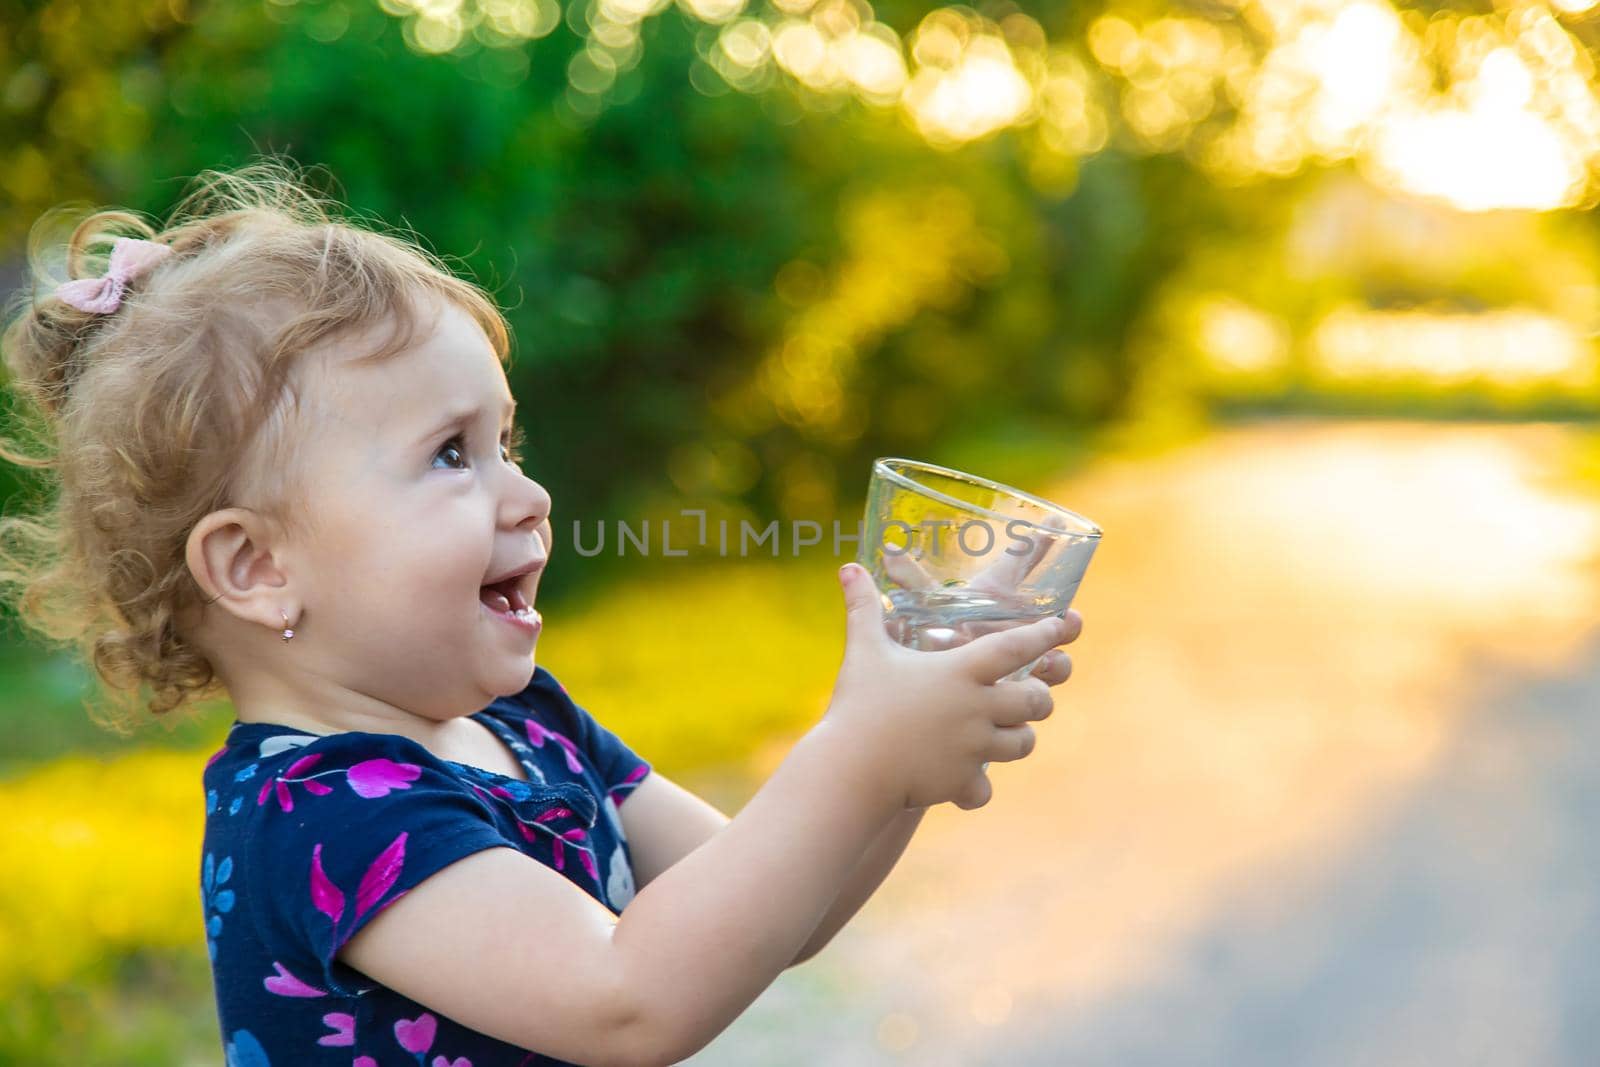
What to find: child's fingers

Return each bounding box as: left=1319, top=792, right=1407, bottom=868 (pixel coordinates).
left=951, top=772, right=994, bottom=811
left=882, top=548, right=937, bottom=591
left=1029, top=649, right=1073, bottom=686
left=961, top=614, right=1074, bottom=682
left=1058, top=608, right=1084, bottom=643
left=990, top=678, right=1054, bottom=726
left=968, top=513, right=1070, bottom=594
left=959, top=608, right=1081, bottom=648
left=984, top=723, right=1037, bottom=763
left=950, top=724, right=1035, bottom=809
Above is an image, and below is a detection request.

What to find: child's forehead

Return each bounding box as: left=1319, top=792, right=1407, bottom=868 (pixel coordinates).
left=308, top=305, right=509, bottom=413
left=315, top=299, right=502, bottom=377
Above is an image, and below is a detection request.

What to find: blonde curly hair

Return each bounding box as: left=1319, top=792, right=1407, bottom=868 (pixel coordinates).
left=0, top=157, right=512, bottom=734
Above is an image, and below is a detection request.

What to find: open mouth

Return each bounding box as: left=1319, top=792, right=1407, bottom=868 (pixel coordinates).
left=479, top=572, right=540, bottom=628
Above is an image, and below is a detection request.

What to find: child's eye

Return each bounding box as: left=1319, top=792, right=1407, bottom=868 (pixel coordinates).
left=432, top=425, right=531, bottom=470
left=432, top=435, right=467, bottom=470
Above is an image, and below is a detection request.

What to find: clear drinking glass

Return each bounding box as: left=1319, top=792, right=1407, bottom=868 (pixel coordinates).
left=857, top=458, right=1102, bottom=682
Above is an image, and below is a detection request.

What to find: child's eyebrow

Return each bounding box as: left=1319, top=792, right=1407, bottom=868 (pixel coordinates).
left=416, top=400, right=518, bottom=443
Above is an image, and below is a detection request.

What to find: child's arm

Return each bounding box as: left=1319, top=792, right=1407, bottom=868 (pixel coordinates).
left=607, top=721, right=910, bottom=1059
left=619, top=769, right=926, bottom=967
left=789, top=631, right=1071, bottom=961
left=790, top=805, right=927, bottom=964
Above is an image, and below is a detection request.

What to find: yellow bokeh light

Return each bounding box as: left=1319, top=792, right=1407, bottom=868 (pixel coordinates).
left=1087, top=15, right=1139, bottom=74
left=1091, top=15, right=1242, bottom=152
left=1213, top=0, right=1600, bottom=210
left=1370, top=45, right=1588, bottom=211
left=1310, top=306, right=1596, bottom=388
left=568, top=44, right=618, bottom=93
left=1372, top=113, right=1583, bottom=212
left=398, top=0, right=465, bottom=16
left=589, top=16, right=638, bottom=49
left=1038, top=52, right=1108, bottom=157
left=838, top=25, right=907, bottom=101
left=366, top=0, right=1600, bottom=216
left=903, top=30, right=1033, bottom=145
left=811, top=0, right=864, bottom=39
left=477, top=0, right=560, bottom=38
left=376, top=0, right=1600, bottom=208
left=1198, top=299, right=1291, bottom=375
left=772, top=19, right=832, bottom=88
left=680, top=0, right=746, bottom=24
left=719, top=19, right=772, bottom=68
left=713, top=188, right=997, bottom=439
left=599, top=0, right=671, bottom=27
left=1300, top=2, right=1412, bottom=150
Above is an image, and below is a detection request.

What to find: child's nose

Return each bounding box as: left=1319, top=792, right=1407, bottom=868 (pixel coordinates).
left=504, top=470, right=551, bottom=530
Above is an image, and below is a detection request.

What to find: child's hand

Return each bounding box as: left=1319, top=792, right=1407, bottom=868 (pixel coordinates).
left=822, top=562, right=1081, bottom=812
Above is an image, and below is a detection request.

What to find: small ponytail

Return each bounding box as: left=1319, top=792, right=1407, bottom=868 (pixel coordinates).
left=2, top=209, right=165, bottom=426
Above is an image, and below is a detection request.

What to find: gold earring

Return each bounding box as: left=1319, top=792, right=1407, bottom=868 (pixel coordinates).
left=281, top=611, right=296, bottom=642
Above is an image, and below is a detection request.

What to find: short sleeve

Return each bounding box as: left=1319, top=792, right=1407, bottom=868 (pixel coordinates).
left=239, top=732, right=512, bottom=996
left=513, top=666, right=653, bottom=807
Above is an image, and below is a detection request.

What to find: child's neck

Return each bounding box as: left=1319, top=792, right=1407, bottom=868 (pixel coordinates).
left=228, top=685, right=479, bottom=753
left=232, top=696, right=525, bottom=780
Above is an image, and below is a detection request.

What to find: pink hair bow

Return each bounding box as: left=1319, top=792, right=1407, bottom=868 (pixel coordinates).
left=53, top=237, right=174, bottom=314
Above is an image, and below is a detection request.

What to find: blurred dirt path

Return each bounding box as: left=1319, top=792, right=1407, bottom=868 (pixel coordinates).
left=683, top=419, right=1600, bottom=1067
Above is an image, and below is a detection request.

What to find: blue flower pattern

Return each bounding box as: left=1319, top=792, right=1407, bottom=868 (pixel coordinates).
left=499, top=778, right=534, bottom=801
left=202, top=851, right=236, bottom=961
left=225, top=1028, right=271, bottom=1067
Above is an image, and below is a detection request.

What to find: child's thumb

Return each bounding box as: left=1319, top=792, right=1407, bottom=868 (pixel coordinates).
left=839, top=563, right=887, bottom=651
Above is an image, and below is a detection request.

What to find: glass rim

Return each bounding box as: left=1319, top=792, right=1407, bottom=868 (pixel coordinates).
left=872, top=457, right=1103, bottom=539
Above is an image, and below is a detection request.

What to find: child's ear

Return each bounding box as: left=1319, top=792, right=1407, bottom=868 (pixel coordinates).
left=185, top=507, right=295, bottom=633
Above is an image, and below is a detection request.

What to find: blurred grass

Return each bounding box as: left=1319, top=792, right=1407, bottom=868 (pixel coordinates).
left=0, top=747, right=220, bottom=1063
left=3, top=946, right=222, bottom=1066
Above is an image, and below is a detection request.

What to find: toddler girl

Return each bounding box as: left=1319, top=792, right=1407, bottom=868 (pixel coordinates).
left=0, top=159, right=1081, bottom=1067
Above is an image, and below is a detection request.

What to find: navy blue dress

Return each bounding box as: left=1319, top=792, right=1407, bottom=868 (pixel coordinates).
left=199, top=665, right=653, bottom=1067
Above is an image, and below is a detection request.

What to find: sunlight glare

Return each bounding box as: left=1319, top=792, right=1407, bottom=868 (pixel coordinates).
left=1310, top=307, right=1596, bottom=388
left=903, top=28, right=1033, bottom=145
